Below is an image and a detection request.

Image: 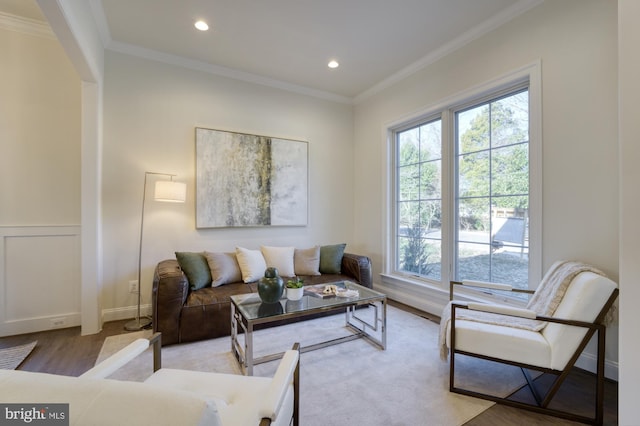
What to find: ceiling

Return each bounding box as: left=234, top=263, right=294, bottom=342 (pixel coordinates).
left=1, top=0, right=542, bottom=102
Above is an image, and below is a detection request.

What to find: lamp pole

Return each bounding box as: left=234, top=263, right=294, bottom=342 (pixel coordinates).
left=125, top=172, right=184, bottom=331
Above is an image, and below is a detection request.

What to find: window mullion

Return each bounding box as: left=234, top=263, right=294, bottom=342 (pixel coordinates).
left=441, top=110, right=453, bottom=285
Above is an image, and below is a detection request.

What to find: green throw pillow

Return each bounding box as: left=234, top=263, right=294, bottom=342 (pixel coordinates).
left=319, top=244, right=346, bottom=274
left=175, top=252, right=212, bottom=290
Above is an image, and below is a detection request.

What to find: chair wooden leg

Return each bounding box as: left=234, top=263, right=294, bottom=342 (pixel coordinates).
left=150, top=332, right=162, bottom=372
left=521, top=368, right=544, bottom=406
left=293, top=342, right=300, bottom=426
left=595, top=325, right=606, bottom=425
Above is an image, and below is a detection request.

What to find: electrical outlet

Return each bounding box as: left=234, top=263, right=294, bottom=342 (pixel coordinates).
left=129, top=280, right=139, bottom=293
left=50, top=317, right=66, bottom=328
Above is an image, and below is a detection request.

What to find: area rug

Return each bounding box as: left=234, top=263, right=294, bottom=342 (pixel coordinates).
left=97, top=306, right=528, bottom=426
left=0, top=341, right=37, bottom=370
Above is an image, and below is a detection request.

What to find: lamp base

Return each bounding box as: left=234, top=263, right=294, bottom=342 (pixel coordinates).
left=124, top=316, right=152, bottom=331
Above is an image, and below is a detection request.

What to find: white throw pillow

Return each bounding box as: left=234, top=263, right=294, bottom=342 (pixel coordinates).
left=260, top=246, right=295, bottom=277
left=235, top=247, right=267, bottom=283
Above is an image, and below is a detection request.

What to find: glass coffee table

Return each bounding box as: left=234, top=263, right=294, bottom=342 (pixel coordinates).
left=230, top=281, right=386, bottom=375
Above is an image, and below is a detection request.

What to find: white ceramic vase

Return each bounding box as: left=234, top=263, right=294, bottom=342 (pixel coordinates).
left=286, top=287, right=304, bottom=301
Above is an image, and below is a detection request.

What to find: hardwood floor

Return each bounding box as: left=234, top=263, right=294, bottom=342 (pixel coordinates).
left=0, top=305, right=618, bottom=425
left=0, top=319, right=132, bottom=376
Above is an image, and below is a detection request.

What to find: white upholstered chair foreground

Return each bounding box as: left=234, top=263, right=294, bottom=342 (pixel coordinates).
left=440, top=261, right=618, bottom=426
left=0, top=333, right=299, bottom=426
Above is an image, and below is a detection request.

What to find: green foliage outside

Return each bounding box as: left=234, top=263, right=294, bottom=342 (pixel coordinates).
left=397, top=120, right=442, bottom=280
left=458, top=92, right=529, bottom=231
left=397, top=90, right=529, bottom=281
left=399, top=223, right=438, bottom=278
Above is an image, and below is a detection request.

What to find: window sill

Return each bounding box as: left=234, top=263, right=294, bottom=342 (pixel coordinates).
left=378, top=273, right=527, bottom=318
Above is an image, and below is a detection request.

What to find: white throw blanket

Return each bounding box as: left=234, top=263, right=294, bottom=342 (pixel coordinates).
left=438, top=260, right=606, bottom=360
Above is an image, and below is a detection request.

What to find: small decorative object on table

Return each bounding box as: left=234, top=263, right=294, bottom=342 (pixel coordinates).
left=304, top=283, right=359, bottom=298
left=258, top=267, right=284, bottom=303
left=286, top=277, right=305, bottom=301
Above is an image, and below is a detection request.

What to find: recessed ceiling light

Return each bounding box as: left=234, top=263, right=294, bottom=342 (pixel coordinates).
left=194, top=20, right=209, bottom=31
left=328, top=60, right=339, bottom=69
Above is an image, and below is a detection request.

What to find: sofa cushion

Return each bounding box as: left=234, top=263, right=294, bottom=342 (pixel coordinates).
left=235, top=247, right=267, bottom=283
left=319, top=244, right=346, bottom=274
left=294, top=246, right=321, bottom=276
left=181, top=283, right=255, bottom=343
left=176, top=252, right=212, bottom=290
left=205, top=251, right=242, bottom=287
left=261, top=246, right=295, bottom=277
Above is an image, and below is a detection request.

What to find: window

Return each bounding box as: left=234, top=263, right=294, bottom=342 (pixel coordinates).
left=391, top=76, right=538, bottom=292
left=396, top=118, right=443, bottom=281
left=455, top=89, right=529, bottom=286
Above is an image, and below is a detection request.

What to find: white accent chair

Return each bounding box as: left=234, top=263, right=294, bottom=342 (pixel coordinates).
left=443, top=270, right=618, bottom=425
left=0, top=333, right=299, bottom=426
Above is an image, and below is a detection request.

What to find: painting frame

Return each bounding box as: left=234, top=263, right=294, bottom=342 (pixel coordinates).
left=195, top=127, right=308, bottom=228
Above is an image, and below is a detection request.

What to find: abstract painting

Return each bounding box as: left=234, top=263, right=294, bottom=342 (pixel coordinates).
left=195, top=128, right=308, bottom=228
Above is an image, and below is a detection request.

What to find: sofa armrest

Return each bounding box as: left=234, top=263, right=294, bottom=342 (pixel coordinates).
left=341, top=253, right=373, bottom=289
left=152, top=259, right=190, bottom=345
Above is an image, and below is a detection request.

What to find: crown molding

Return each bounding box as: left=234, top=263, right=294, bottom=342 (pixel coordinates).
left=88, top=0, right=111, bottom=48
left=353, top=0, right=544, bottom=104
left=0, top=11, right=55, bottom=40
left=107, top=40, right=353, bottom=105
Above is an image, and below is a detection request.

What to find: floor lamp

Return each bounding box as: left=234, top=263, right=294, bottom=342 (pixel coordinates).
left=125, top=172, right=187, bottom=331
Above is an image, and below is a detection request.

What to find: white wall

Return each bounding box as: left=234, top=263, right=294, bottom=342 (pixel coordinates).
left=353, top=0, right=619, bottom=373
left=0, top=27, right=80, bottom=224
left=101, top=52, right=354, bottom=317
left=0, top=24, right=82, bottom=335
left=618, top=0, right=640, bottom=422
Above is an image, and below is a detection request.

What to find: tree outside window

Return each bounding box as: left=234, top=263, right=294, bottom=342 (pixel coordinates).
left=396, top=119, right=442, bottom=280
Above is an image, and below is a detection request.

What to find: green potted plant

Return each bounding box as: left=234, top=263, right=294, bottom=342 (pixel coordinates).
left=285, top=277, right=304, bottom=301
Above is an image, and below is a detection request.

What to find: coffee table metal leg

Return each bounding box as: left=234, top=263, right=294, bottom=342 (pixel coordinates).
left=345, top=298, right=387, bottom=350
left=381, top=298, right=387, bottom=349
left=230, top=303, right=237, bottom=353
left=231, top=304, right=253, bottom=375
left=245, top=323, right=254, bottom=376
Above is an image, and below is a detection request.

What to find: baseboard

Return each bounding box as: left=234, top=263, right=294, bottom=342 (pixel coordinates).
left=375, top=274, right=450, bottom=317
left=575, top=350, right=619, bottom=382
left=102, top=304, right=151, bottom=324
left=0, top=312, right=81, bottom=337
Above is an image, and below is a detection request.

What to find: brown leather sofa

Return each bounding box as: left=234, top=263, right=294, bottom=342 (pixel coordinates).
left=152, top=253, right=373, bottom=346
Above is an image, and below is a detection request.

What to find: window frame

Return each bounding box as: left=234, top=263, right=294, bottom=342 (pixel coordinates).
left=383, top=63, right=542, bottom=294
left=394, top=114, right=444, bottom=281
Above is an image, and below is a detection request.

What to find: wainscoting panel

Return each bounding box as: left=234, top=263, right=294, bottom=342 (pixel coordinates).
left=0, top=226, right=81, bottom=337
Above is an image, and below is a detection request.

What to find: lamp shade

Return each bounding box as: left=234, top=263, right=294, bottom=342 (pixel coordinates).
left=154, top=180, right=186, bottom=202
